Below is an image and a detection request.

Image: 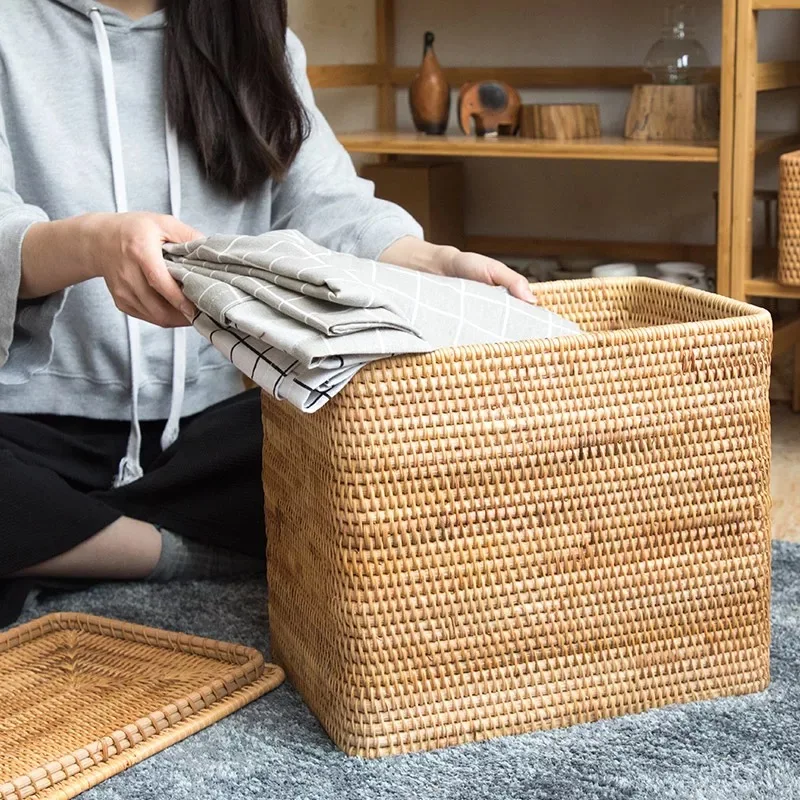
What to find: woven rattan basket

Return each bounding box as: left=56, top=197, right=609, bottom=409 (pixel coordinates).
left=261, top=278, right=773, bottom=758
left=779, top=150, right=800, bottom=285
left=0, top=613, right=283, bottom=799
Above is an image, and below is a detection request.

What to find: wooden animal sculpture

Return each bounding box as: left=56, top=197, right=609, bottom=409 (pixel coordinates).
left=458, top=81, right=521, bottom=136
left=409, top=32, right=450, bottom=135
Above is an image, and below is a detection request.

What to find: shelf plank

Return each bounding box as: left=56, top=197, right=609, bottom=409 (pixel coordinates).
left=754, top=131, right=800, bottom=154
left=389, top=66, right=663, bottom=89
left=756, top=60, right=800, bottom=91
left=340, top=132, right=722, bottom=162
left=747, top=276, right=800, bottom=298
left=304, top=62, right=800, bottom=94
left=341, top=131, right=800, bottom=163
left=389, top=65, right=723, bottom=89
left=307, top=64, right=725, bottom=90
left=307, top=64, right=386, bottom=89
left=753, top=0, right=800, bottom=8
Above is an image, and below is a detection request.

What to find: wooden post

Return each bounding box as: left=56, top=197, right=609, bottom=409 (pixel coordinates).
left=729, top=0, right=759, bottom=301
left=376, top=0, right=396, bottom=133
left=794, top=342, right=800, bottom=412
left=715, top=0, right=741, bottom=297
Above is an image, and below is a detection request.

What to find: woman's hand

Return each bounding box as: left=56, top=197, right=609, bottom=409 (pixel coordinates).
left=85, top=212, right=203, bottom=327
left=21, top=212, right=204, bottom=328
left=379, top=237, right=536, bottom=303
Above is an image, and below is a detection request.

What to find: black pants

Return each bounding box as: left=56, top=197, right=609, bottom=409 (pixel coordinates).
left=0, top=389, right=265, bottom=624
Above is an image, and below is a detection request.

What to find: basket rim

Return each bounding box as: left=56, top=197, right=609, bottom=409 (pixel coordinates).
left=340, top=277, right=772, bottom=373
left=530, top=276, right=768, bottom=320
left=0, top=612, right=264, bottom=668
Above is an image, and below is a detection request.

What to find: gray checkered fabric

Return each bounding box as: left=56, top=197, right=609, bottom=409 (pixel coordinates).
left=164, top=231, right=581, bottom=411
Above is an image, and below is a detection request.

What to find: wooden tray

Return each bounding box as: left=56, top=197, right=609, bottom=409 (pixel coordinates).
left=0, top=613, right=283, bottom=800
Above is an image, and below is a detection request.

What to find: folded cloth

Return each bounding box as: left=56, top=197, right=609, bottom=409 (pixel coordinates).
left=164, top=230, right=581, bottom=411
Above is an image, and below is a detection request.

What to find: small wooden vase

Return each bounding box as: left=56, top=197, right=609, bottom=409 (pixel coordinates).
left=409, top=32, right=450, bottom=135
left=624, top=84, right=720, bottom=141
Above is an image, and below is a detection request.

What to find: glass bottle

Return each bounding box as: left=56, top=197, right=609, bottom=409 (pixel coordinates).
left=643, top=4, right=710, bottom=86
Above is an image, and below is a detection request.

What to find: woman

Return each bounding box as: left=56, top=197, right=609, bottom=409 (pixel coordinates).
left=0, top=0, right=533, bottom=624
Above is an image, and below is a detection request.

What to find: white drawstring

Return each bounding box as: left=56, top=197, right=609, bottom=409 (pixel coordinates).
left=90, top=8, right=187, bottom=484
left=162, top=123, right=187, bottom=451
left=91, top=8, right=142, bottom=487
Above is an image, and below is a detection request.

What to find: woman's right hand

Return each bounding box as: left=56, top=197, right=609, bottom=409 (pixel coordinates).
left=84, top=212, right=203, bottom=328
left=21, top=211, right=204, bottom=328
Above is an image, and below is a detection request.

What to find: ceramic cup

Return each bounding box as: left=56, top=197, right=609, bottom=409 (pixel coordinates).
left=656, top=262, right=710, bottom=290
left=521, top=258, right=559, bottom=282
left=592, top=263, right=638, bottom=278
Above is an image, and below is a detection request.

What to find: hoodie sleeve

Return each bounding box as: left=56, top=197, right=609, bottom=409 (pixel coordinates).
left=270, top=31, right=424, bottom=259
left=0, top=94, right=63, bottom=381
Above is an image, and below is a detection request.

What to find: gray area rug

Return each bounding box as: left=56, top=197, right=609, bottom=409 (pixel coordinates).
left=10, top=541, right=800, bottom=800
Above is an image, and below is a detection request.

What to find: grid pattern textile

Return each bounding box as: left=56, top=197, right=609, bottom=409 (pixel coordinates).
left=261, top=277, right=773, bottom=758
left=164, top=231, right=580, bottom=411
left=779, top=150, right=800, bottom=285
left=0, top=614, right=283, bottom=800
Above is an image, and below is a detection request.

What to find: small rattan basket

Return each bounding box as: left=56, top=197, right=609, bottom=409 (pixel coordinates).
left=779, top=150, right=800, bottom=285
left=261, top=278, right=773, bottom=758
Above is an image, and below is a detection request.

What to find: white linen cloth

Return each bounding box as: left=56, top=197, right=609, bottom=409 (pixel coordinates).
left=164, top=231, right=581, bottom=412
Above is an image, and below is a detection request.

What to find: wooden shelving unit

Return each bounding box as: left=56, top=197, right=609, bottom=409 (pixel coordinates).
left=308, top=0, right=800, bottom=407
left=339, top=130, right=800, bottom=163
left=307, top=0, right=746, bottom=274
left=727, top=0, right=800, bottom=409
left=729, top=0, right=800, bottom=301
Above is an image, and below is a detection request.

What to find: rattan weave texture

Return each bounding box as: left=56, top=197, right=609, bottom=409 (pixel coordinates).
left=262, top=278, right=773, bottom=757
left=779, top=150, right=800, bottom=285
left=0, top=613, right=283, bottom=800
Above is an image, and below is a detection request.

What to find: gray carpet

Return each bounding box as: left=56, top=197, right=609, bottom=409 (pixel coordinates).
left=9, top=541, right=800, bottom=800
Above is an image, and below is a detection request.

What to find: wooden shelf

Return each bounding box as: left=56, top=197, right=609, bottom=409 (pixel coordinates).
left=389, top=66, right=662, bottom=89
left=757, top=60, right=800, bottom=91
left=307, top=65, right=695, bottom=90
left=753, top=0, right=800, bottom=9
left=308, top=61, right=800, bottom=93
left=340, top=131, right=800, bottom=163
left=754, top=131, right=800, bottom=153
left=747, top=276, right=800, bottom=299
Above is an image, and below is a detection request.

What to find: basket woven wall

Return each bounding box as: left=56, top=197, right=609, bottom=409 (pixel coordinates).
left=261, top=278, right=773, bottom=758
left=779, top=150, right=800, bottom=285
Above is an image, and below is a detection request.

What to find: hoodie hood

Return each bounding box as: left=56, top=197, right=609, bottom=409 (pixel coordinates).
left=47, top=0, right=166, bottom=29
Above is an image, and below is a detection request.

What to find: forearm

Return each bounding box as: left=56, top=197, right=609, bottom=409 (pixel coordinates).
left=19, top=215, right=98, bottom=299
left=379, top=236, right=457, bottom=275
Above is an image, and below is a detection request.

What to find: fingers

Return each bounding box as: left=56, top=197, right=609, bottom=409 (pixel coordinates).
left=113, top=268, right=190, bottom=328
left=506, top=271, right=537, bottom=304
left=485, top=258, right=537, bottom=303
left=138, top=236, right=195, bottom=316
left=158, top=215, right=205, bottom=244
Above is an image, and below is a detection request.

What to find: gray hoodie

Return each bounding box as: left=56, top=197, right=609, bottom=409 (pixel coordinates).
left=0, top=0, right=422, bottom=482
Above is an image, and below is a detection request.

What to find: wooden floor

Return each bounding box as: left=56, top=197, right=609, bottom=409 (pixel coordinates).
left=772, top=403, right=800, bottom=543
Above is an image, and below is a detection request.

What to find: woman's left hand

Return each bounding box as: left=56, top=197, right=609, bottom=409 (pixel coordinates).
left=380, top=237, right=535, bottom=303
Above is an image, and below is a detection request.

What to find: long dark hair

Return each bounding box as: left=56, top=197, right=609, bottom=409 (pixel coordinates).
left=164, top=0, right=309, bottom=198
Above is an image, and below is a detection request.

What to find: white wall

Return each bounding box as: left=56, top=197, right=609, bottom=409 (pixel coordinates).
left=289, top=0, right=800, bottom=253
